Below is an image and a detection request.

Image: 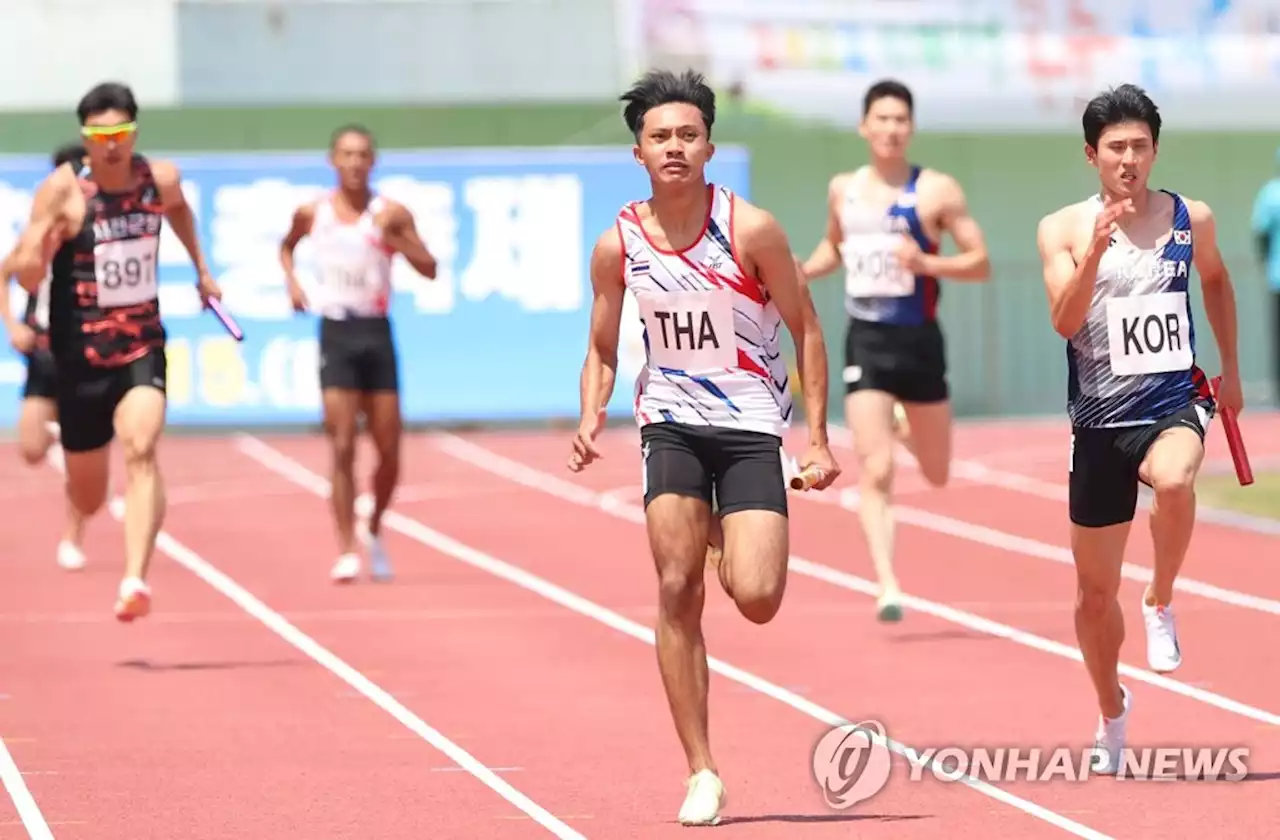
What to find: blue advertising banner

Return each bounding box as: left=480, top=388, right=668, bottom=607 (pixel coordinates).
left=0, top=146, right=751, bottom=428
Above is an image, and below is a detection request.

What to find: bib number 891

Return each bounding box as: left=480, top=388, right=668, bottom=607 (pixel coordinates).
left=100, top=255, right=155, bottom=290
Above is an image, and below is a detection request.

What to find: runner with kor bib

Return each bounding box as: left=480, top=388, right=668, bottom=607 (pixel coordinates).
left=1, top=143, right=90, bottom=571
left=568, top=69, right=838, bottom=826
left=1036, top=84, right=1243, bottom=773
left=280, top=124, right=438, bottom=584
left=7, top=82, right=222, bottom=621
left=801, top=80, right=991, bottom=622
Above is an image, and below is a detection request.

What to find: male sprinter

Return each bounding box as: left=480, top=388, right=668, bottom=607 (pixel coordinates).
left=801, top=79, right=990, bottom=621
left=568, top=68, right=839, bottom=825
left=1, top=143, right=90, bottom=571
left=280, top=124, right=437, bottom=584
left=1036, top=84, right=1242, bottom=773
left=7, top=82, right=222, bottom=621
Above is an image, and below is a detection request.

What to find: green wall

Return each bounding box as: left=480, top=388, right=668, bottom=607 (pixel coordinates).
left=5, top=103, right=1273, bottom=417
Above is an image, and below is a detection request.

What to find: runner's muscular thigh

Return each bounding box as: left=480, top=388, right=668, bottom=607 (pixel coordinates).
left=1138, top=425, right=1204, bottom=491
left=113, top=376, right=167, bottom=463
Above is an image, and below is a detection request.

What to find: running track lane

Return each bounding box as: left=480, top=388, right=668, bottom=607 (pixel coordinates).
left=388, top=428, right=1276, bottom=839
left=470, top=427, right=1280, bottom=715
left=235, top=434, right=1115, bottom=839
left=0, top=441, right=581, bottom=839
left=552, top=424, right=1280, bottom=712
left=135, top=435, right=1049, bottom=834
left=799, top=419, right=1280, bottom=602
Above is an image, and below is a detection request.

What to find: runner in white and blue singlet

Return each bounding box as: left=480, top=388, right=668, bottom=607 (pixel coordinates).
left=802, top=79, right=991, bottom=623
left=1037, top=83, right=1243, bottom=776
left=569, top=68, right=838, bottom=827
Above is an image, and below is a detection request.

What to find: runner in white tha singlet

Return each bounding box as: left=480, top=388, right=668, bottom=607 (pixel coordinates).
left=617, top=184, right=793, bottom=437
left=280, top=124, right=440, bottom=587
left=308, top=194, right=394, bottom=320
left=570, top=71, right=840, bottom=826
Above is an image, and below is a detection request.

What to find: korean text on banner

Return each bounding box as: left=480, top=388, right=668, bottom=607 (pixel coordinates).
left=0, top=146, right=751, bottom=427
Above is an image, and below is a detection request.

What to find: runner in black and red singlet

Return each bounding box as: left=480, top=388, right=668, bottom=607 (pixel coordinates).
left=7, top=82, right=222, bottom=621
left=2, top=143, right=90, bottom=571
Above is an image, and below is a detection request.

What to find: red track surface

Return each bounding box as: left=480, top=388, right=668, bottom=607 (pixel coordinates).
left=1, top=413, right=1277, bottom=838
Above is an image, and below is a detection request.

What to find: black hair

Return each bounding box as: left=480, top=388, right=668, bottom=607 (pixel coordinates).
left=863, top=79, right=913, bottom=117
left=330, top=123, right=375, bottom=150
left=76, top=82, right=138, bottom=124
left=51, top=143, right=86, bottom=169
left=620, top=69, right=716, bottom=139
left=1082, top=84, right=1161, bottom=148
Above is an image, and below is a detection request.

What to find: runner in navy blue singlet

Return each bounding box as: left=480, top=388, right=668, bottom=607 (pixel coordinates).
left=1036, top=83, right=1243, bottom=775
left=801, top=79, right=991, bottom=622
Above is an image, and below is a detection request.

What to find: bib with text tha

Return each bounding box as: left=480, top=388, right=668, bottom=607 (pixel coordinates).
left=638, top=289, right=736, bottom=373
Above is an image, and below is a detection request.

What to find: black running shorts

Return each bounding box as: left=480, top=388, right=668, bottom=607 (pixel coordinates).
left=640, top=421, right=788, bottom=517
left=22, top=348, right=57, bottom=400
left=319, top=316, right=399, bottom=393
left=843, top=317, right=948, bottom=404
left=56, top=350, right=167, bottom=454
left=1068, top=400, right=1213, bottom=528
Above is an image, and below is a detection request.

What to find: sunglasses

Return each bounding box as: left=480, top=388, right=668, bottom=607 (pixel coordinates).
left=80, top=122, right=137, bottom=144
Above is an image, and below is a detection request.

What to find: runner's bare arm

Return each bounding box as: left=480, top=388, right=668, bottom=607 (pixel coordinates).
left=579, top=228, right=625, bottom=419
left=800, top=174, right=846, bottom=283
left=153, top=160, right=219, bottom=301
left=1187, top=198, right=1240, bottom=381
left=279, top=203, right=315, bottom=275
left=740, top=202, right=829, bottom=445
left=382, top=201, right=437, bottom=279
left=1037, top=207, right=1102, bottom=339
left=922, top=174, right=990, bottom=281
left=9, top=168, right=71, bottom=294
left=0, top=249, right=16, bottom=334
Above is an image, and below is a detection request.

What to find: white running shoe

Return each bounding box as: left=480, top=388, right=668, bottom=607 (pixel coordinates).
left=677, top=769, right=725, bottom=826
left=367, top=535, right=393, bottom=582
left=1089, top=684, right=1132, bottom=775
left=330, top=553, right=361, bottom=583
left=114, top=577, right=152, bottom=623
left=56, top=540, right=86, bottom=571
left=1142, top=600, right=1182, bottom=673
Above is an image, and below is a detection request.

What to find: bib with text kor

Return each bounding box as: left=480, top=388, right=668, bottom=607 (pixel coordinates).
left=1105, top=291, right=1192, bottom=376
left=638, top=289, right=736, bottom=373
left=95, top=238, right=159, bottom=307
left=844, top=235, right=914, bottom=298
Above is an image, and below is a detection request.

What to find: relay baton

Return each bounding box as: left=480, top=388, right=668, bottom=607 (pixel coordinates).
left=784, top=454, right=826, bottom=491
left=1210, top=375, right=1253, bottom=486
left=206, top=296, right=244, bottom=342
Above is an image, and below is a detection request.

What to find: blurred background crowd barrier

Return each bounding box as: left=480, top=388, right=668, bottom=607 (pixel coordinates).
left=2, top=0, right=1278, bottom=430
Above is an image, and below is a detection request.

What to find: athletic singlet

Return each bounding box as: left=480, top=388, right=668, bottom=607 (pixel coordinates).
left=617, top=184, right=793, bottom=438
left=839, top=165, right=940, bottom=326
left=48, top=155, right=165, bottom=369
left=308, top=193, right=394, bottom=320
left=1067, top=191, right=1211, bottom=428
